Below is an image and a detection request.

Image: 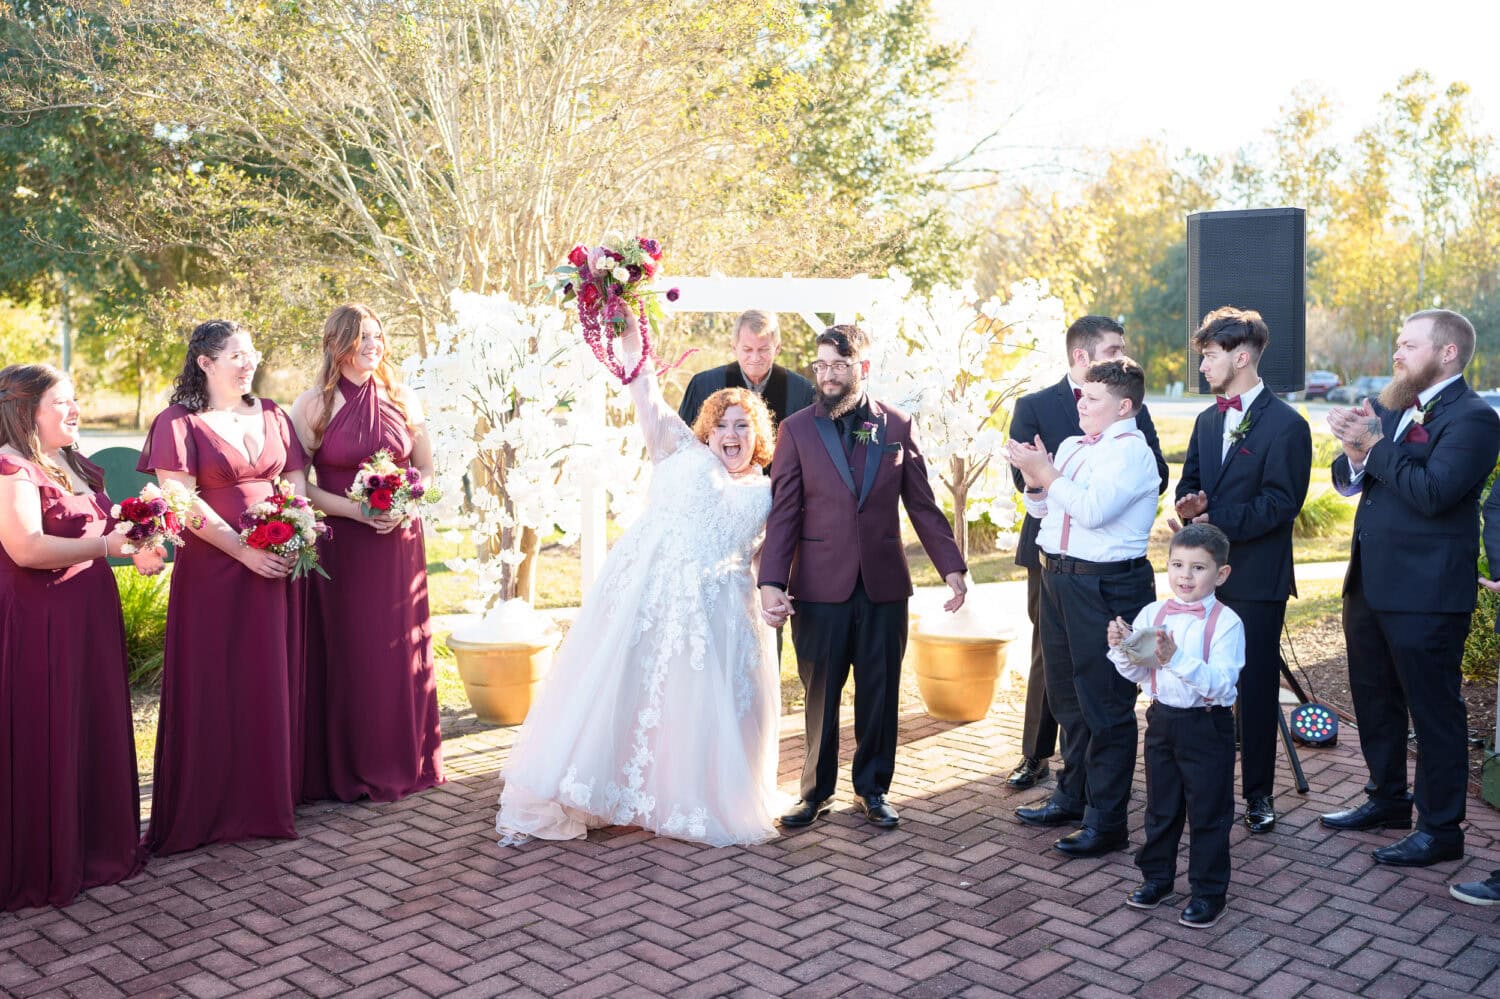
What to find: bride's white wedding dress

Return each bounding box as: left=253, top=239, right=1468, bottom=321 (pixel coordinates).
left=495, top=364, right=784, bottom=847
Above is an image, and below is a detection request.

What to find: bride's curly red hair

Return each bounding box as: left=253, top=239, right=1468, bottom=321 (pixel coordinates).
left=691, top=388, right=775, bottom=468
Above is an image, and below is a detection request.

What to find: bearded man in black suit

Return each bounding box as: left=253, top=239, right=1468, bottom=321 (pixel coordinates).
left=1321, top=308, right=1500, bottom=867
left=1174, top=307, right=1311, bottom=835
left=1004, top=316, right=1170, bottom=790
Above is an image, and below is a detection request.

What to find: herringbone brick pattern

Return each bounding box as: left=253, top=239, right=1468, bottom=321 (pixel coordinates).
left=4, top=697, right=1498, bottom=998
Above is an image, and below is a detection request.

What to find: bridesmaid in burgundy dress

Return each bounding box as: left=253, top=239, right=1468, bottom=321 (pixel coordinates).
left=1, top=364, right=159, bottom=910
left=137, top=320, right=311, bottom=855
left=291, top=303, right=444, bottom=802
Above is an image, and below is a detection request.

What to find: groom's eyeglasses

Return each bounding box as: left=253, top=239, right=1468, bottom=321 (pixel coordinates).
left=811, top=360, right=855, bottom=376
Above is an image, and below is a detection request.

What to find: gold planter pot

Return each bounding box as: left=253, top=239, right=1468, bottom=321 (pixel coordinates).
left=447, top=637, right=555, bottom=726
left=911, top=630, right=1012, bottom=722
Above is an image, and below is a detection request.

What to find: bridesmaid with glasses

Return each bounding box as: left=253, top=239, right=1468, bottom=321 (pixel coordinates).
left=136, top=320, right=311, bottom=854
left=291, top=304, right=443, bottom=803
left=1, top=363, right=159, bottom=909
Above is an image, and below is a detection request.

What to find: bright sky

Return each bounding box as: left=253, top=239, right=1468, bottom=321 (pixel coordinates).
left=930, top=0, right=1500, bottom=187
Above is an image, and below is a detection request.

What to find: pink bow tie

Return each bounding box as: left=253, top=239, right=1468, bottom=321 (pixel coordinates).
left=1162, top=599, right=1206, bottom=619
left=1080, top=433, right=1102, bottom=446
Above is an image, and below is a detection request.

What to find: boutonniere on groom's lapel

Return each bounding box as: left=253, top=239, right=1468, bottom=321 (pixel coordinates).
left=853, top=419, right=879, bottom=446
left=1224, top=410, right=1254, bottom=445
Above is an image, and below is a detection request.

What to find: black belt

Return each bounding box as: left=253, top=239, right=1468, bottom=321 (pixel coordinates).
left=1041, top=553, right=1150, bottom=576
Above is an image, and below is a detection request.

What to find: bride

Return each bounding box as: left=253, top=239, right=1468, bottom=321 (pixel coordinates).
left=496, top=311, right=786, bottom=847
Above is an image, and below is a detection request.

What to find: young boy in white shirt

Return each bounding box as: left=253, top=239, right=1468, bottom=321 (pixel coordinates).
left=1107, top=523, right=1245, bottom=929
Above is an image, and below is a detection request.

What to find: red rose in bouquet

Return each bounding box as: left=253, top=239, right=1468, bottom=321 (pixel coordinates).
left=264, top=521, right=295, bottom=545
left=550, top=233, right=682, bottom=384
left=567, top=244, right=589, bottom=267
left=247, top=524, right=273, bottom=549
left=369, top=488, right=395, bottom=511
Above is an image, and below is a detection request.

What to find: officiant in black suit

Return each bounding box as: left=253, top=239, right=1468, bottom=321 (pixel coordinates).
left=1005, top=316, right=1170, bottom=790
left=678, top=310, right=816, bottom=430
left=1173, top=307, right=1311, bottom=836
left=1321, top=308, right=1500, bottom=868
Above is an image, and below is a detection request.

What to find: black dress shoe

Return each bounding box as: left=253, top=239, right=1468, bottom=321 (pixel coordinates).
left=1054, top=826, right=1127, bottom=857
left=1319, top=800, right=1412, bottom=832
left=1015, top=801, right=1084, bottom=827
left=1125, top=882, right=1174, bottom=909
left=855, top=794, right=899, bottom=828
left=1006, top=756, right=1050, bottom=789
left=1179, top=896, right=1226, bottom=928
left=1244, top=795, right=1276, bottom=834
left=1372, top=830, right=1463, bottom=867
left=779, top=798, right=832, bottom=828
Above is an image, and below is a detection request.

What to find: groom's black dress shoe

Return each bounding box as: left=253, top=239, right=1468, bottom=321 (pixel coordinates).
left=1054, top=826, right=1127, bottom=857
left=1005, top=756, right=1050, bottom=789
left=1319, top=800, right=1412, bottom=832
left=1015, top=802, right=1084, bottom=827
left=779, top=798, right=832, bottom=828
left=1244, top=795, right=1276, bottom=834
left=855, top=794, right=899, bottom=828
left=1372, top=830, right=1463, bottom=867
left=1125, top=882, right=1174, bottom=910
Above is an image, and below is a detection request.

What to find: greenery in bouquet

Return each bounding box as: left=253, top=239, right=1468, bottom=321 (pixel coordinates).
left=237, top=478, right=331, bottom=580
left=346, top=449, right=439, bottom=527
left=547, top=233, right=679, bottom=383
left=110, top=480, right=205, bottom=555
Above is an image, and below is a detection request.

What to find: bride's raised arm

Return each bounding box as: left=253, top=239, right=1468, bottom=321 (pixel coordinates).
left=613, top=309, right=697, bottom=464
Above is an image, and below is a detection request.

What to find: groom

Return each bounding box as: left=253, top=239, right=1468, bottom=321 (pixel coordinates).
left=760, top=325, right=967, bottom=829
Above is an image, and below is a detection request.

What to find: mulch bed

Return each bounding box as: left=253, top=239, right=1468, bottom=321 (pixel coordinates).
left=1282, top=616, right=1499, bottom=788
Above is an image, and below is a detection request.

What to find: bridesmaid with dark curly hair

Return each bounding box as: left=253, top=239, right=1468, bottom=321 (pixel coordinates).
left=0, top=363, right=158, bottom=909
left=137, top=320, right=311, bottom=854
left=291, top=304, right=443, bottom=803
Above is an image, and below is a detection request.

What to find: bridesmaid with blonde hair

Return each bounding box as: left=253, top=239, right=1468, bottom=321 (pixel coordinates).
left=291, top=304, right=444, bottom=803
left=1, top=363, right=158, bottom=909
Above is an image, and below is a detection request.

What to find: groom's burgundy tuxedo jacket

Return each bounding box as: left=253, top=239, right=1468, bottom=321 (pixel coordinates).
left=759, top=398, right=965, bottom=604
left=1333, top=376, right=1499, bottom=615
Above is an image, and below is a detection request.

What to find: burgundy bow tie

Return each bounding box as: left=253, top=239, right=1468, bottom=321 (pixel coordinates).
left=1073, top=388, right=1082, bottom=401
left=1216, top=395, right=1242, bottom=414
left=1162, top=599, right=1206, bottom=619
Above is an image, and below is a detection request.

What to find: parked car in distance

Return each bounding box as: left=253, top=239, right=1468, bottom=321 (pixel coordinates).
left=1327, top=375, right=1392, bottom=405
left=1304, top=370, right=1340, bottom=398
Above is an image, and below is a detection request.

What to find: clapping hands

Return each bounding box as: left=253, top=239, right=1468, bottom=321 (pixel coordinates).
left=1327, top=399, right=1383, bottom=462
left=1003, top=435, right=1055, bottom=489
left=1167, top=490, right=1210, bottom=531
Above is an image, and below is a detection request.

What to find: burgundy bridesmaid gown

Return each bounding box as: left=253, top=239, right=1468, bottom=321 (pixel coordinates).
left=136, top=399, right=308, bottom=854
left=1, top=454, right=145, bottom=910
left=303, top=376, right=444, bottom=802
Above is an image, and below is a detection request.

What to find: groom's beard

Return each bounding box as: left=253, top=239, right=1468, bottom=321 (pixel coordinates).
left=1379, top=356, right=1442, bottom=411
left=819, top=380, right=862, bottom=419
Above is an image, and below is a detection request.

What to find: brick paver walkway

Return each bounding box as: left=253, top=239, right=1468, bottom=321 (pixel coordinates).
left=4, top=699, right=1498, bottom=998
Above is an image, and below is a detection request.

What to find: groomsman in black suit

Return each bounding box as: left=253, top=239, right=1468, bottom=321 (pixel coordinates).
left=678, top=310, right=816, bottom=430
left=1004, top=316, right=1170, bottom=789
left=1322, top=308, right=1500, bottom=867
left=1174, top=307, right=1311, bottom=835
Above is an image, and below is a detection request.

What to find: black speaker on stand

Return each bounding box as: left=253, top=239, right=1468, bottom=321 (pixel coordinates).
left=1186, top=207, right=1306, bottom=395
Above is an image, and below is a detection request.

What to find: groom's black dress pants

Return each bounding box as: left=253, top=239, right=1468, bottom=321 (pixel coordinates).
left=792, top=577, right=908, bottom=801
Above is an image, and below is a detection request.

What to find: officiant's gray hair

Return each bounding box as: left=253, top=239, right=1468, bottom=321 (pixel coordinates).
left=1407, top=308, right=1476, bottom=368
left=733, top=310, right=779, bottom=343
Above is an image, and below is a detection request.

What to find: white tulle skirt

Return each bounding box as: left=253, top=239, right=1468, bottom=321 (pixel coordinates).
left=495, top=513, right=787, bottom=848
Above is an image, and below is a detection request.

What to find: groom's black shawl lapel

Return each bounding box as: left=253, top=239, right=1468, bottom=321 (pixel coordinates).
left=813, top=414, right=858, bottom=497
left=855, top=406, right=888, bottom=510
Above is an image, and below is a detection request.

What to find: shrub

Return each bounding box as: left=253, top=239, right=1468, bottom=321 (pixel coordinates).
left=113, top=565, right=169, bottom=689
left=1465, top=460, right=1500, bottom=683
left=1294, top=489, right=1354, bottom=539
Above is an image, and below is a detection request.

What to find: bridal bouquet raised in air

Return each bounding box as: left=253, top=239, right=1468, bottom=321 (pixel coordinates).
left=238, top=478, right=331, bottom=580
left=346, top=449, right=437, bottom=527
left=549, top=233, right=679, bottom=383
left=111, top=480, right=204, bottom=554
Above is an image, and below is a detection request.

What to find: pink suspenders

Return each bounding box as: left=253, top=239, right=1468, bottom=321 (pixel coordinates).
left=1147, top=601, right=1224, bottom=703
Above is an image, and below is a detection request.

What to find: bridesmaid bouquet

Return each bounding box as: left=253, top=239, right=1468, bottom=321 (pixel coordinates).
left=549, top=232, right=680, bottom=384
left=111, top=480, right=205, bottom=554
left=238, top=479, right=331, bottom=580
left=345, top=449, right=437, bottom=527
